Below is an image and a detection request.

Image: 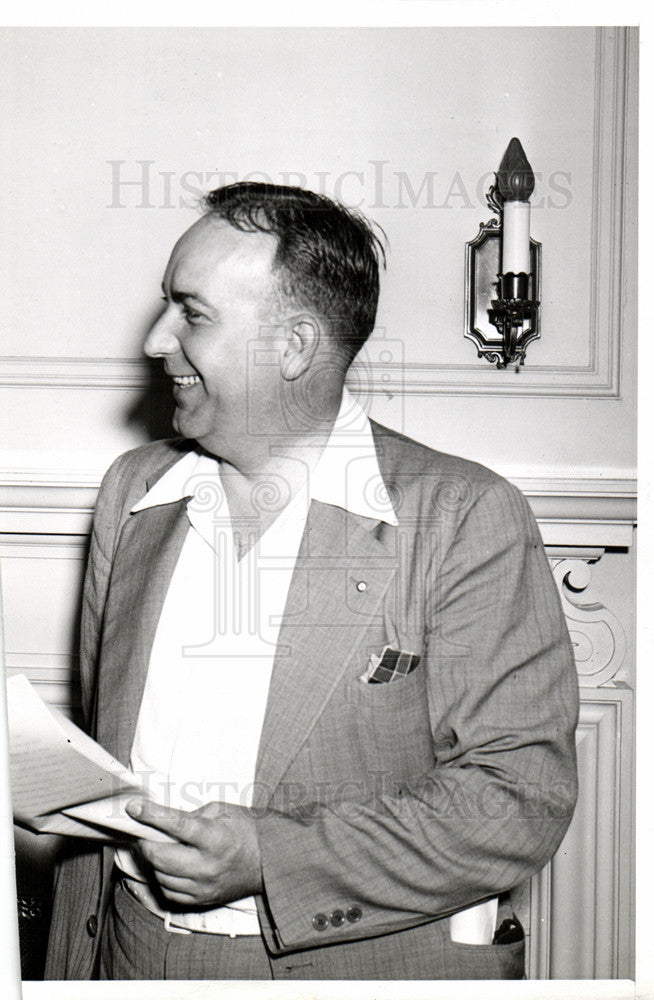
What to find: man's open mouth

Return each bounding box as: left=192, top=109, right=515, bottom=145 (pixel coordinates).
left=171, top=374, right=201, bottom=388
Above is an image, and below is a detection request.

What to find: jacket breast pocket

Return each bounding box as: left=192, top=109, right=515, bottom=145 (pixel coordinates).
left=350, top=657, right=425, bottom=706
left=346, top=660, right=434, bottom=778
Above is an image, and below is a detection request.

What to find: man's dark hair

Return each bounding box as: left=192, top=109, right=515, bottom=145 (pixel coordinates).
left=203, top=182, right=386, bottom=361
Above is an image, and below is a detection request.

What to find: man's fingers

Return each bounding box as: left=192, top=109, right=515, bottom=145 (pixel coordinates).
left=151, top=871, right=199, bottom=895
left=126, top=798, right=201, bottom=844
left=136, top=838, right=197, bottom=875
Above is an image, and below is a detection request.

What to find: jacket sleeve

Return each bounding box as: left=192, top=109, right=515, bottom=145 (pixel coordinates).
left=79, top=440, right=188, bottom=728
left=79, top=452, right=141, bottom=730
left=255, top=477, right=579, bottom=951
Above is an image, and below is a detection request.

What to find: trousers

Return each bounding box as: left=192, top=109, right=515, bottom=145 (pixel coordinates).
left=99, top=878, right=273, bottom=980
left=100, top=876, right=526, bottom=981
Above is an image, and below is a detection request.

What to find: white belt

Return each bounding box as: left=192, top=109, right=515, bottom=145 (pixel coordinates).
left=121, top=875, right=261, bottom=938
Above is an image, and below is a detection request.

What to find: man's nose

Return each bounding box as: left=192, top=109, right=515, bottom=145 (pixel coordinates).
left=144, top=309, right=181, bottom=358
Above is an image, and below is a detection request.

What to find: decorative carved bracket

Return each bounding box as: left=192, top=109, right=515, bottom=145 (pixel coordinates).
left=550, top=557, right=626, bottom=688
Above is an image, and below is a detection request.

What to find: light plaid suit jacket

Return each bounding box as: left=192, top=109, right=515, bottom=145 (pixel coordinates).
left=45, top=422, right=578, bottom=980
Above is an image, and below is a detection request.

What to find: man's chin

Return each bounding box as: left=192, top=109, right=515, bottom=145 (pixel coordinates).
left=171, top=409, right=184, bottom=436
left=171, top=411, right=218, bottom=453
left=171, top=409, right=199, bottom=442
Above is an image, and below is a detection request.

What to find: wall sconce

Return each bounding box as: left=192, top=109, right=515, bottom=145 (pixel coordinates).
left=465, top=138, right=541, bottom=368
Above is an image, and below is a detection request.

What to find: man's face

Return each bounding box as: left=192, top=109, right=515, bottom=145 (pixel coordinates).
left=144, top=215, right=285, bottom=460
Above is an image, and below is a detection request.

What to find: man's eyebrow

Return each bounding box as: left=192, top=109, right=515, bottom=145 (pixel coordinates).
left=161, top=283, right=213, bottom=308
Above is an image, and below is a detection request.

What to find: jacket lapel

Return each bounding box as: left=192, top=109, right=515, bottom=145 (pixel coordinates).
left=253, top=500, right=396, bottom=808
left=96, top=427, right=405, bottom=786
left=95, top=499, right=189, bottom=765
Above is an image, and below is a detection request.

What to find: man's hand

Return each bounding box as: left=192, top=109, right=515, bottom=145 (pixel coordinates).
left=125, top=799, right=263, bottom=908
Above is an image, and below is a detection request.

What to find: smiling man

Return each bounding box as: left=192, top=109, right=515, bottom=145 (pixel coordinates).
left=45, top=182, right=579, bottom=982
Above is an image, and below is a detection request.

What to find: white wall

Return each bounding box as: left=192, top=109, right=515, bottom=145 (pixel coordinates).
left=0, top=26, right=636, bottom=482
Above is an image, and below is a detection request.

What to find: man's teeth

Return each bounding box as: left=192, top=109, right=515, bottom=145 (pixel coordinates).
left=171, top=374, right=201, bottom=387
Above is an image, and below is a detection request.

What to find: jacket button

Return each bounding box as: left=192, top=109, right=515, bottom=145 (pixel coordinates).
left=86, top=914, right=98, bottom=938
left=330, top=909, right=345, bottom=927
left=346, top=905, right=362, bottom=923
left=312, top=912, right=329, bottom=931
left=356, top=581, right=367, bottom=593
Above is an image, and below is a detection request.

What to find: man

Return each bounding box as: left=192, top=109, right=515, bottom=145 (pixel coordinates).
left=45, top=182, right=578, bottom=981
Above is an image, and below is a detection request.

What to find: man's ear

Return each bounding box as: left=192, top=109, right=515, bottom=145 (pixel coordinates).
left=280, top=314, right=321, bottom=381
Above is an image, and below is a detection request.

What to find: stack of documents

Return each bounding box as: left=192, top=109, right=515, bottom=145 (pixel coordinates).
left=7, top=674, right=169, bottom=842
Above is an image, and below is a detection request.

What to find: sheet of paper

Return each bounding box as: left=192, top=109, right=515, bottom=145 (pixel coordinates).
left=26, top=807, right=116, bottom=840
left=48, top=700, right=141, bottom=783
left=18, top=792, right=172, bottom=843
left=449, top=897, right=499, bottom=945
left=63, top=791, right=172, bottom=842
left=45, top=700, right=172, bottom=836
left=7, top=674, right=131, bottom=820
left=6, top=674, right=170, bottom=841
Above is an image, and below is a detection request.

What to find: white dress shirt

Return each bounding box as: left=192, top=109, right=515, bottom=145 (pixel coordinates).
left=115, top=388, right=397, bottom=935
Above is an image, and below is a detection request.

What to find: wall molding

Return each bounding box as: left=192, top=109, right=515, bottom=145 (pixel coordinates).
left=520, top=476, right=636, bottom=548
left=0, top=357, right=159, bottom=390
left=0, top=471, right=636, bottom=544
left=528, top=688, right=634, bottom=979
left=0, top=476, right=99, bottom=535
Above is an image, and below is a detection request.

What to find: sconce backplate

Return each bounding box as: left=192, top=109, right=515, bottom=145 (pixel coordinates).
left=464, top=221, right=542, bottom=366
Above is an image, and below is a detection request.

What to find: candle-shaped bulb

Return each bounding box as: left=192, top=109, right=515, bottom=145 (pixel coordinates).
left=498, top=138, right=534, bottom=276
left=497, top=137, right=535, bottom=202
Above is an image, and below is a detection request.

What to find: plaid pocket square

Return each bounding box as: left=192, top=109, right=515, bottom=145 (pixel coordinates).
left=360, top=645, right=421, bottom=685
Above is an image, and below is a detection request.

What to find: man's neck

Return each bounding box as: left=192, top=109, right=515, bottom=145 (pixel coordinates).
left=216, top=390, right=344, bottom=556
